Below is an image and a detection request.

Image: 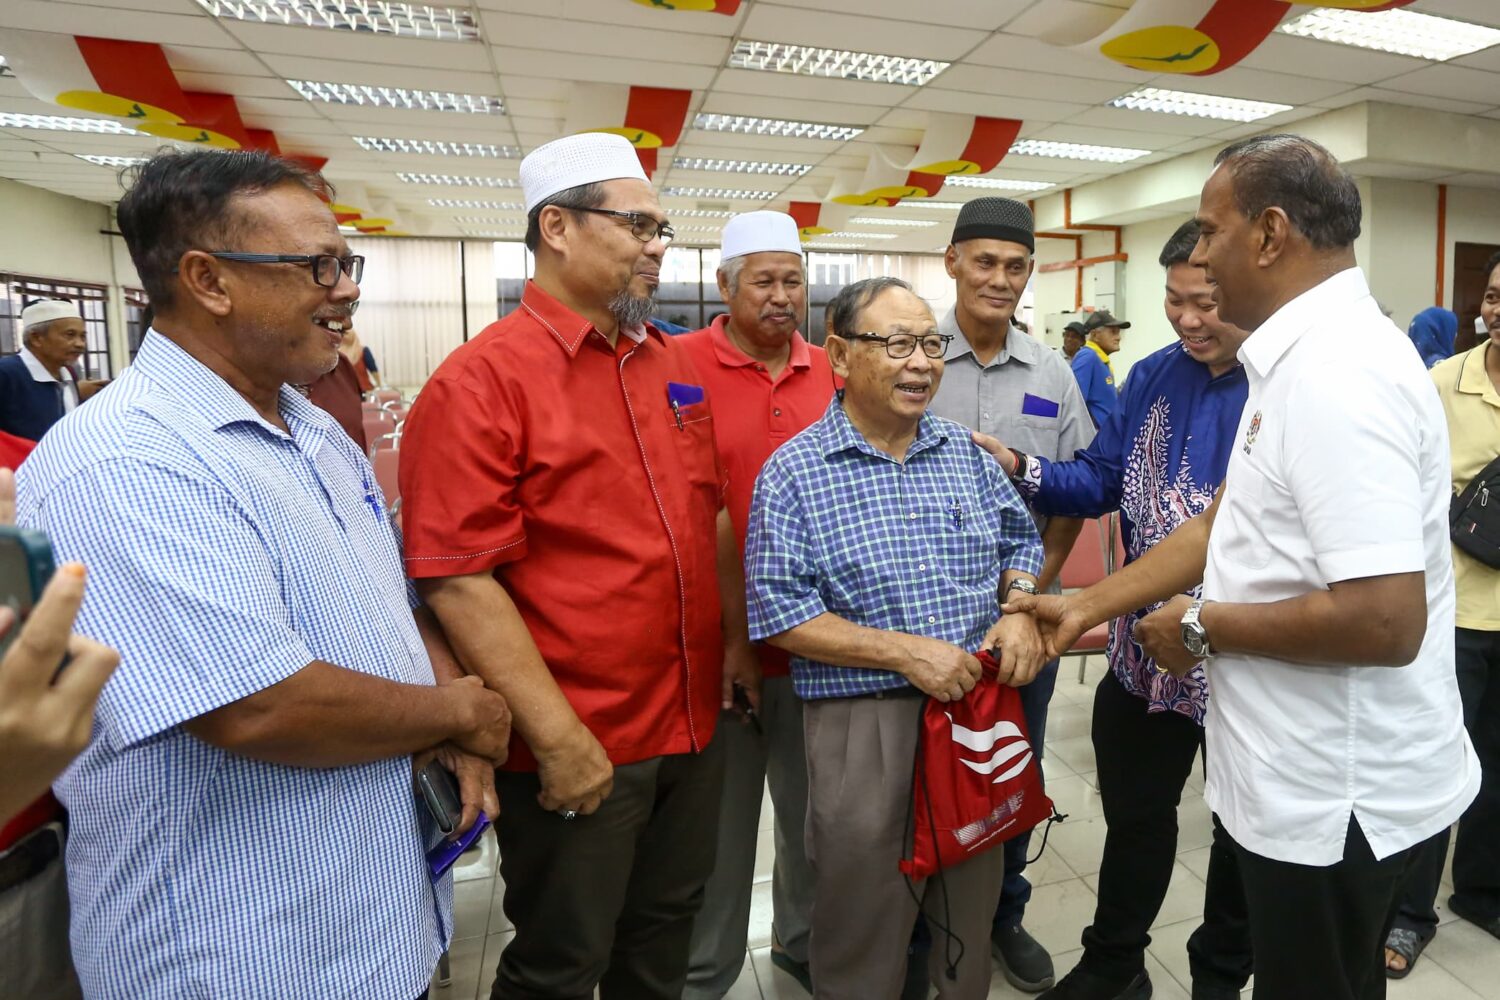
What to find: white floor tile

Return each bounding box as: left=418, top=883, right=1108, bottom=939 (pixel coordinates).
left=1422, top=918, right=1500, bottom=999
left=1080, top=860, right=1205, bottom=932
left=1044, top=773, right=1106, bottom=822
left=1017, top=877, right=1098, bottom=958
left=749, top=944, right=813, bottom=1000
left=753, top=824, right=775, bottom=884
left=1047, top=735, right=1098, bottom=776
left=723, top=952, right=763, bottom=1000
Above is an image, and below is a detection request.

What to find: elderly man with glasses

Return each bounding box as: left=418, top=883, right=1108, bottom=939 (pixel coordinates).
left=401, top=133, right=749, bottom=999
left=745, top=276, right=1047, bottom=1000
left=15, top=149, right=512, bottom=1000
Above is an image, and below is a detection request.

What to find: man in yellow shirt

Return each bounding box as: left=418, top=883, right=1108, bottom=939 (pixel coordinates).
left=1386, top=251, right=1500, bottom=977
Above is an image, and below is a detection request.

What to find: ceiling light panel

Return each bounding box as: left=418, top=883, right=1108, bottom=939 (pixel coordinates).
left=193, top=0, right=480, bottom=41
left=0, top=113, right=138, bottom=134
left=398, top=173, right=518, bottom=187
left=453, top=215, right=525, bottom=223
left=1009, top=140, right=1150, bottom=163
left=729, top=40, right=950, bottom=87
left=693, top=113, right=864, bottom=142
left=289, top=80, right=504, bottom=114
left=74, top=154, right=147, bottom=167
left=941, top=176, right=1056, bottom=191
left=661, top=208, right=734, bottom=218
left=849, top=217, right=940, bottom=228
left=894, top=200, right=965, bottom=211
left=428, top=198, right=521, bottom=209
left=1109, top=87, right=1291, bottom=122
left=825, top=231, right=899, bottom=240
left=1278, top=7, right=1500, bottom=62
left=804, top=243, right=863, bottom=250
left=356, top=137, right=519, bottom=157
left=464, top=228, right=524, bottom=238
left=672, top=157, right=811, bottom=176
left=660, top=186, right=776, bottom=200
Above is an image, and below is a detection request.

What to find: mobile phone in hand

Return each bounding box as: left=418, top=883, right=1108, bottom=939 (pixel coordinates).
left=0, top=524, right=57, bottom=662
left=416, top=759, right=463, bottom=835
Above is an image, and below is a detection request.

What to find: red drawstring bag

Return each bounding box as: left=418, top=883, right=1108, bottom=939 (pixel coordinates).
left=900, top=651, right=1055, bottom=880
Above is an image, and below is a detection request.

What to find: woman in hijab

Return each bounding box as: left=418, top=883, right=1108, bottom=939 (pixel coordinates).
left=1409, top=306, right=1458, bottom=369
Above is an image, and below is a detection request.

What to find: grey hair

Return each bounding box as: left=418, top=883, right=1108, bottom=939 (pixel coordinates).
left=524, top=181, right=607, bottom=253
left=1213, top=133, right=1361, bottom=250
left=826, top=276, right=913, bottom=341
left=717, top=253, right=806, bottom=296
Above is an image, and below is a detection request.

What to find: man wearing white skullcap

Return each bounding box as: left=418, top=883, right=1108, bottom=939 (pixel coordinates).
left=678, top=211, right=832, bottom=997
left=0, top=299, right=94, bottom=442
left=402, top=132, right=750, bottom=999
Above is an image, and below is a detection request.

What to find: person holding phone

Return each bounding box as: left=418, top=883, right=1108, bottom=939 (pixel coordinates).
left=16, top=149, right=512, bottom=1000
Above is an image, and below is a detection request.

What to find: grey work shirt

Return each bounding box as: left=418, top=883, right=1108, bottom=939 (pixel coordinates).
left=928, top=306, right=1095, bottom=540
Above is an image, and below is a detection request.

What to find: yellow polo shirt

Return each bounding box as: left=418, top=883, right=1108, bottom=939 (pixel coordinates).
left=1432, top=342, right=1500, bottom=629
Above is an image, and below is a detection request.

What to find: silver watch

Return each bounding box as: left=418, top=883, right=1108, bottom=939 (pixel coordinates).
left=1006, top=578, right=1039, bottom=598
left=1180, top=598, right=1213, bottom=659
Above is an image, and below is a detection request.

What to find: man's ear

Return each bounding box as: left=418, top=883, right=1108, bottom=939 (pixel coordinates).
left=536, top=205, right=574, bottom=258
left=1256, top=207, right=1292, bottom=269
left=176, top=250, right=233, bottom=318
left=826, top=334, right=851, bottom=380
left=943, top=244, right=959, bottom=279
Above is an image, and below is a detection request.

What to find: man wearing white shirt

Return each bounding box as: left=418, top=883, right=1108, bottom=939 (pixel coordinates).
left=0, top=301, right=90, bottom=442
left=1005, top=133, right=1479, bottom=1000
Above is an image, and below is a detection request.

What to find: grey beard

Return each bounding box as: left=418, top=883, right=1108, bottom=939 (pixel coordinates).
left=608, top=288, right=657, bottom=330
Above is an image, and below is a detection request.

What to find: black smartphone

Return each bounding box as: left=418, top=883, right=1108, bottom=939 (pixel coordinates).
left=416, top=759, right=463, bottom=835
left=0, top=524, right=57, bottom=661
left=731, top=683, right=763, bottom=736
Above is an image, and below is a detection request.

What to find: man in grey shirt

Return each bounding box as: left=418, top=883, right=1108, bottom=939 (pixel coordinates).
left=924, top=196, right=1094, bottom=995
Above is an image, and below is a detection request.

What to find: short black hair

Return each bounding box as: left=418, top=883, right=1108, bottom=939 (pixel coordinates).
left=117, top=149, right=328, bottom=309
left=1212, top=134, right=1361, bottom=250
left=524, top=181, right=606, bottom=252
left=826, top=276, right=912, bottom=341
left=1485, top=250, right=1500, bottom=285
left=1159, top=219, right=1201, bottom=268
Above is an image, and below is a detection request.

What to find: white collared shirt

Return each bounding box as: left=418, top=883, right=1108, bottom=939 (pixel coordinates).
left=1203, top=267, right=1479, bottom=866
left=19, top=346, right=79, bottom=414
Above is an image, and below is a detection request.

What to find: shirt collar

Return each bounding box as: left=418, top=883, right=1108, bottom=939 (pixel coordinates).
left=131, top=329, right=332, bottom=445
left=1455, top=342, right=1500, bottom=404
left=816, top=392, right=949, bottom=463
left=18, top=347, right=74, bottom=385
left=1084, top=341, right=1112, bottom=368
left=1238, top=267, right=1369, bottom=380
left=707, top=314, right=811, bottom=372
left=939, top=306, right=1040, bottom=367
left=520, top=279, right=663, bottom=356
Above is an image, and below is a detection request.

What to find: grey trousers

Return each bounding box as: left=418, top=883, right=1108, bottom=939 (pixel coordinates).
left=805, top=693, right=1006, bottom=1000
left=0, top=832, right=82, bottom=1000
left=684, top=676, right=815, bottom=1000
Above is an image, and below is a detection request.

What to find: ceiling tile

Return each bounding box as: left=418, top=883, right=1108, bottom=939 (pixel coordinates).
left=259, top=56, right=499, bottom=95
left=0, top=1, right=232, bottom=48
left=474, top=0, right=746, bottom=37
left=903, top=88, right=1088, bottom=122
left=1378, top=64, right=1500, bottom=106
left=781, top=0, right=1029, bottom=30
left=933, top=66, right=1132, bottom=104
left=491, top=45, right=715, bottom=89
left=162, top=45, right=269, bottom=77
left=1059, top=106, right=1232, bottom=138
left=478, top=11, right=728, bottom=66
left=1234, top=34, right=1426, bottom=86
left=220, top=21, right=494, bottom=70
left=740, top=3, right=980, bottom=61
left=173, top=73, right=298, bottom=101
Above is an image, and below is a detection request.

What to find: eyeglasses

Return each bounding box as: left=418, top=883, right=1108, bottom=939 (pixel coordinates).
left=849, top=332, right=952, bottom=359
left=205, top=252, right=365, bottom=288
left=571, top=207, right=675, bottom=246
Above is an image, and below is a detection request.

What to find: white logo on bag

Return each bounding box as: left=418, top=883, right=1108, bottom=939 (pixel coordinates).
left=945, top=715, right=1034, bottom=784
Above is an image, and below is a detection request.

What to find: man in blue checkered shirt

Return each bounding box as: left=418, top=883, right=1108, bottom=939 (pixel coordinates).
left=16, top=150, right=512, bottom=1000
left=745, top=277, right=1046, bottom=1000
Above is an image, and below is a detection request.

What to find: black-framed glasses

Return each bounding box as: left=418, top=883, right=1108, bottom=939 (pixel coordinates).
left=850, top=332, right=952, bottom=359
left=205, top=252, right=365, bottom=288
left=571, top=207, right=675, bottom=246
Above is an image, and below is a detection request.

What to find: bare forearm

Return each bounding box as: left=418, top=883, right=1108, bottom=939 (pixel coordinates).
left=415, top=604, right=463, bottom=683
left=767, top=612, right=906, bottom=673
left=184, top=661, right=469, bottom=767
left=418, top=573, right=581, bottom=754
left=1075, top=512, right=1210, bottom=626
left=1037, top=516, right=1082, bottom=592
left=716, top=509, right=751, bottom=647
left=1201, top=572, right=1426, bottom=667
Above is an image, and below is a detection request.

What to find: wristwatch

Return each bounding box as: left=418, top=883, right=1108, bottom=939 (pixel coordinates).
left=1180, top=599, right=1213, bottom=659
left=1006, top=578, right=1039, bottom=599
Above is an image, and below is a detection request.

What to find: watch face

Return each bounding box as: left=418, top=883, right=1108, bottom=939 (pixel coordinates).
left=1181, top=624, right=1208, bottom=658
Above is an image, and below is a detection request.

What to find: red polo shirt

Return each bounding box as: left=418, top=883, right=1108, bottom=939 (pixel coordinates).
left=677, top=316, right=837, bottom=678
left=401, top=281, right=725, bottom=770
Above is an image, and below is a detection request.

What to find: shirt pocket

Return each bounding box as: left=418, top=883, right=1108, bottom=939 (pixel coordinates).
left=671, top=409, right=722, bottom=494
left=929, top=494, right=1003, bottom=589
left=1215, top=462, right=1272, bottom=570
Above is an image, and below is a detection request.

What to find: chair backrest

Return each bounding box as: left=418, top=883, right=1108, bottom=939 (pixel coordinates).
left=367, top=431, right=401, bottom=458
left=369, top=388, right=402, bottom=406
left=1059, top=517, right=1109, bottom=591
left=362, top=411, right=395, bottom=446
left=371, top=445, right=400, bottom=507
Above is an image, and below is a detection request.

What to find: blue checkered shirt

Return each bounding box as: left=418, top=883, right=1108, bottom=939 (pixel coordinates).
left=16, top=332, right=449, bottom=1000
left=745, top=395, right=1044, bottom=700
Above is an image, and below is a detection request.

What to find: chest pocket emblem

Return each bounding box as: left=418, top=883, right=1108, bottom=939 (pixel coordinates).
left=1243, top=410, right=1262, bottom=455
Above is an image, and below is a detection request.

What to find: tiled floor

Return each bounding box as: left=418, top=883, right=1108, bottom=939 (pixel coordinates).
left=436, top=656, right=1500, bottom=1000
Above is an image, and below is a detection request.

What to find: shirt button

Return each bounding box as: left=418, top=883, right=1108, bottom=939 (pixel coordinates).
left=928, top=615, right=936, bottom=623
left=983, top=411, right=990, bottom=419
left=773, top=407, right=782, bottom=416
left=756, top=364, right=766, bottom=371
left=909, top=512, right=917, bottom=520
left=919, top=563, right=926, bottom=571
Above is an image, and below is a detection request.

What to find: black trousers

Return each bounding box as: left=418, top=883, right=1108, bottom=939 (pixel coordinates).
left=1077, top=669, right=1252, bottom=991
left=488, top=738, right=726, bottom=1000
left=1392, top=626, right=1500, bottom=936
left=1229, top=814, right=1410, bottom=1000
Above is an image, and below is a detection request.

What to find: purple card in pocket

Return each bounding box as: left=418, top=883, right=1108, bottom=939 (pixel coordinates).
left=1021, top=393, right=1060, bottom=418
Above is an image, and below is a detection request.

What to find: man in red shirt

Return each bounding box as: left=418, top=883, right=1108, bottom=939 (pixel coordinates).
left=401, top=132, right=755, bottom=1000
left=678, top=211, right=835, bottom=997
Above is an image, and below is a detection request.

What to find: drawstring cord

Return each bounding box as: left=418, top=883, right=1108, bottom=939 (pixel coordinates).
left=902, top=707, right=966, bottom=983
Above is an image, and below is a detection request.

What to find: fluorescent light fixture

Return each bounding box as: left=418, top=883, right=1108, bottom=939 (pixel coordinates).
left=849, top=217, right=940, bottom=228
left=1278, top=7, right=1500, bottom=62
left=941, top=175, right=1056, bottom=191
left=660, top=186, right=776, bottom=200
left=289, top=80, right=503, bottom=114
left=1009, top=140, right=1150, bottom=163
left=397, top=173, right=518, bottom=187
left=192, top=0, right=480, bottom=41
left=356, top=136, right=518, bottom=157
left=428, top=198, right=521, bottom=209
left=0, top=112, right=138, bottom=134
left=660, top=208, right=734, bottom=218
left=825, top=231, right=899, bottom=240
left=1109, top=87, right=1291, bottom=122
left=671, top=157, right=811, bottom=176
left=462, top=228, right=524, bottom=238
left=73, top=154, right=148, bottom=167
left=453, top=215, right=525, bottom=223
left=693, top=113, right=863, bottom=142
left=894, top=200, right=965, bottom=211
left=675, top=225, right=723, bottom=233
left=804, top=242, right=863, bottom=250
left=730, top=40, right=950, bottom=87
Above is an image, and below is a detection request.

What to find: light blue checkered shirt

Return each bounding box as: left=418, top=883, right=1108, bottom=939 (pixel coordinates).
left=16, top=332, right=448, bottom=1000
left=745, top=395, right=1044, bottom=700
